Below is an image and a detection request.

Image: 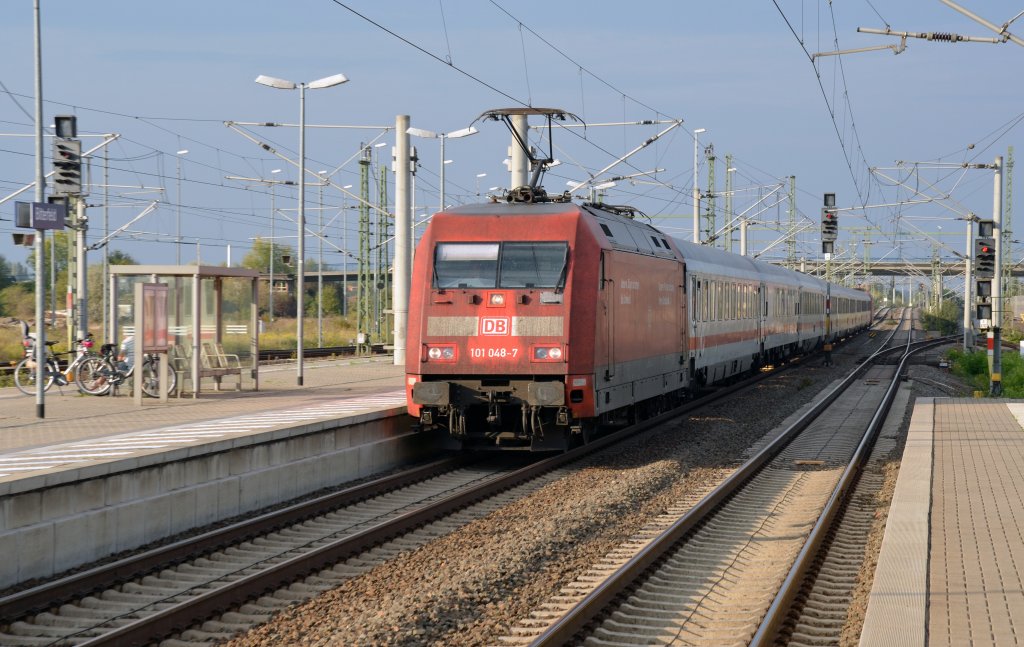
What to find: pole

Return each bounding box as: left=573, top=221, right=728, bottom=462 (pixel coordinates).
left=33, top=0, right=46, bottom=419
left=964, top=218, right=973, bottom=351
left=103, top=149, right=109, bottom=342
left=342, top=191, right=348, bottom=317
left=269, top=185, right=275, bottom=322
left=318, top=173, right=324, bottom=348
left=296, top=84, right=306, bottom=386
left=724, top=159, right=734, bottom=253
left=692, top=129, right=704, bottom=243
left=992, top=156, right=1004, bottom=396
left=510, top=114, right=528, bottom=188
left=740, top=220, right=749, bottom=256
left=393, top=115, right=410, bottom=366
left=439, top=135, right=446, bottom=212
left=176, top=154, right=182, bottom=264
left=76, top=198, right=87, bottom=341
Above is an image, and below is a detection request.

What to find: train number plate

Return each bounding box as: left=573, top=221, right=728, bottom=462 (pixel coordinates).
left=469, top=347, right=519, bottom=359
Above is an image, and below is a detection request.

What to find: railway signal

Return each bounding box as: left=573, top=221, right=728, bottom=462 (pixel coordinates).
left=975, top=237, right=996, bottom=278
left=52, top=138, right=82, bottom=196
left=821, top=192, right=837, bottom=254
left=975, top=219, right=996, bottom=329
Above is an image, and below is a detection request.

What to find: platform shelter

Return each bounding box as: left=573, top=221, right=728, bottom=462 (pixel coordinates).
left=108, top=265, right=260, bottom=396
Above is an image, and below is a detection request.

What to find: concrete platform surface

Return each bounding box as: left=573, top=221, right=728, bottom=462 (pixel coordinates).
left=861, top=398, right=1024, bottom=647
left=0, top=356, right=406, bottom=453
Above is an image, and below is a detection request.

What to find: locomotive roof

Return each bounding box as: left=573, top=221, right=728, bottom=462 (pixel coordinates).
left=439, top=201, right=867, bottom=299
left=443, top=201, right=583, bottom=216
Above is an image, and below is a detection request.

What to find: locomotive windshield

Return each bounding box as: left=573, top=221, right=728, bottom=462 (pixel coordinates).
left=433, top=241, right=568, bottom=289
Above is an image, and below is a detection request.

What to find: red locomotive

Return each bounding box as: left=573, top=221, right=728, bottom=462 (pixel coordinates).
left=406, top=109, right=872, bottom=450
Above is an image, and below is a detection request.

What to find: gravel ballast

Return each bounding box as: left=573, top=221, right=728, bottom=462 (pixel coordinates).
left=223, top=336, right=973, bottom=647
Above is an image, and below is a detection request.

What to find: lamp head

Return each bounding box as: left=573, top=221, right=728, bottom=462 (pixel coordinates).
left=308, top=73, right=348, bottom=89
left=406, top=127, right=438, bottom=139
left=255, top=75, right=297, bottom=90
left=447, top=126, right=478, bottom=139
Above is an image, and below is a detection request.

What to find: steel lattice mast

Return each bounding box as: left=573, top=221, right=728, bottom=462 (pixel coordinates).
left=357, top=146, right=372, bottom=353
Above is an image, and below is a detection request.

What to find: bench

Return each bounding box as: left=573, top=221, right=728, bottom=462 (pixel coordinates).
left=171, top=343, right=243, bottom=396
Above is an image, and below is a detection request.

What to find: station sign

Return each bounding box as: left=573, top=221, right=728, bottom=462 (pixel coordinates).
left=15, top=201, right=66, bottom=230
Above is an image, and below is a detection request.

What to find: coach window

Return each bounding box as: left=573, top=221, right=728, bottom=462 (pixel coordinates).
left=499, top=242, right=569, bottom=289
left=703, top=280, right=709, bottom=321
left=434, top=243, right=499, bottom=288
left=692, top=277, right=699, bottom=319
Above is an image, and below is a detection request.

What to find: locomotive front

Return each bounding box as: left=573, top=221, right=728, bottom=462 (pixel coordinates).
left=407, top=204, right=598, bottom=450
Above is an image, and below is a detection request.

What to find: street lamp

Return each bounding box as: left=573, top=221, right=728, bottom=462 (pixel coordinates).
left=693, top=128, right=706, bottom=243
left=255, top=72, right=348, bottom=387
left=176, top=149, right=188, bottom=264
left=406, top=126, right=478, bottom=211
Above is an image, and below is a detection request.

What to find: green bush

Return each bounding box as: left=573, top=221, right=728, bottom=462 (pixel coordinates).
left=220, top=315, right=361, bottom=356
left=948, top=347, right=1024, bottom=397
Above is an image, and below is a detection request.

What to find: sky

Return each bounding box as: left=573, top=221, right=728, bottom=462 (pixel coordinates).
left=0, top=1, right=1021, bottom=283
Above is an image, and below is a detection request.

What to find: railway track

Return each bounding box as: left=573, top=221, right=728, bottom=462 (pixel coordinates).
left=494, top=312, right=953, bottom=646
left=0, top=336, right=837, bottom=646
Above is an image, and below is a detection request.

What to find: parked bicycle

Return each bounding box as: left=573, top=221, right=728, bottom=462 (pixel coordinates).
left=13, top=332, right=97, bottom=395
left=75, top=336, right=177, bottom=397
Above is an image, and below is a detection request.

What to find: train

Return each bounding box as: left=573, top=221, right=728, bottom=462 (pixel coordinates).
left=405, top=108, right=872, bottom=451
left=404, top=195, right=872, bottom=451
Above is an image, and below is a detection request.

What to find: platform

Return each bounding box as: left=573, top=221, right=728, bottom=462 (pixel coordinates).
left=0, top=356, right=421, bottom=588
left=0, top=356, right=406, bottom=454
left=861, top=398, right=1024, bottom=646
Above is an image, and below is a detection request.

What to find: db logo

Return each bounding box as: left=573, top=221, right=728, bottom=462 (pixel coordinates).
left=481, top=317, right=510, bottom=336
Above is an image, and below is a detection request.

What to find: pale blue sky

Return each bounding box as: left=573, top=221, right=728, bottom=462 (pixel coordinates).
left=0, top=1, right=1020, bottom=272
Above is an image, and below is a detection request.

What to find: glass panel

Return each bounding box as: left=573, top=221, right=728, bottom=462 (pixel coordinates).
left=434, top=243, right=499, bottom=288
left=499, top=242, right=568, bottom=289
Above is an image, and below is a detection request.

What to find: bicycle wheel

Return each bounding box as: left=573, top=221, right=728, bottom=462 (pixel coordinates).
left=64, top=352, right=98, bottom=385
left=14, top=357, right=56, bottom=395
left=75, top=357, right=113, bottom=396
left=140, top=356, right=176, bottom=398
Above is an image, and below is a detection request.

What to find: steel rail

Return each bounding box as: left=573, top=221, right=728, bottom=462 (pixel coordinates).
left=44, top=330, right=815, bottom=646
left=750, top=333, right=956, bottom=645
left=70, top=399, right=704, bottom=647
left=527, top=312, right=909, bottom=646
left=3, top=325, right=873, bottom=646
left=0, top=456, right=471, bottom=622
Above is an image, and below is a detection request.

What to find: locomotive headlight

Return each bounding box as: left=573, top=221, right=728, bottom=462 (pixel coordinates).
left=425, top=344, right=457, bottom=362
left=488, top=292, right=506, bottom=307
left=531, top=345, right=565, bottom=362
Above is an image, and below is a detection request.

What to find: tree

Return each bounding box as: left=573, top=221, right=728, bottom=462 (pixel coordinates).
left=242, top=238, right=296, bottom=317
left=0, top=284, right=34, bottom=319
left=0, top=255, right=12, bottom=291
left=241, top=238, right=295, bottom=274
left=26, top=230, right=72, bottom=286
left=86, top=251, right=138, bottom=324
left=303, top=282, right=343, bottom=317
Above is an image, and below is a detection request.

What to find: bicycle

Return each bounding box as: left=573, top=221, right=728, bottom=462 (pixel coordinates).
left=75, top=338, right=177, bottom=398
left=13, top=332, right=97, bottom=395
